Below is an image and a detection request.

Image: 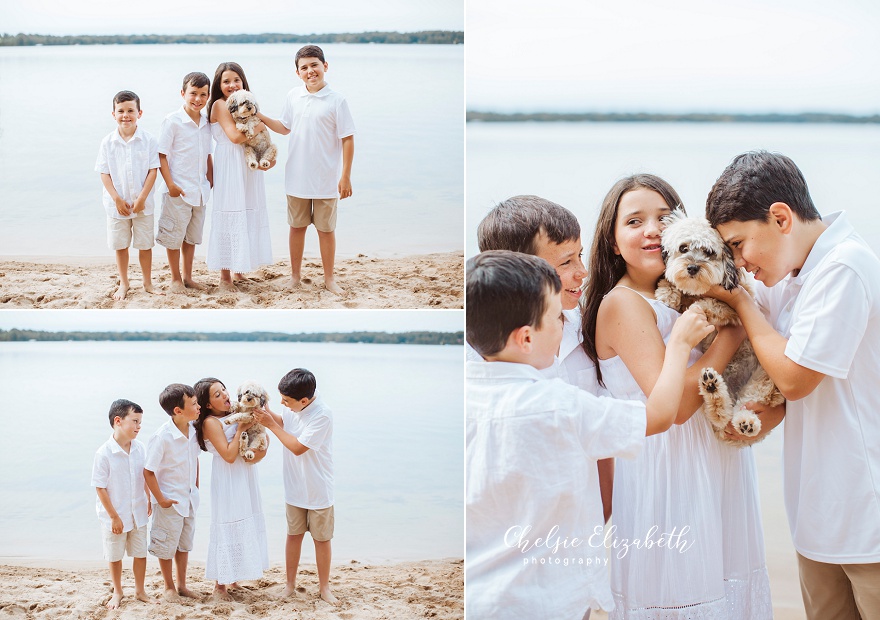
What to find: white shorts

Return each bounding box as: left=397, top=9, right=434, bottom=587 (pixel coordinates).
left=148, top=504, right=195, bottom=560
left=102, top=524, right=147, bottom=562
left=156, top=194, right=206, bottom=249
left=107, top=213, right=154, bottom=251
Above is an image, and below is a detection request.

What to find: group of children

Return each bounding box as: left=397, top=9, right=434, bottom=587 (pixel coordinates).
left=90, top=369, right=337, bottom=609
left=466, top=152, right=880, bottom=619
left=95, top=45, right=355, bottom=300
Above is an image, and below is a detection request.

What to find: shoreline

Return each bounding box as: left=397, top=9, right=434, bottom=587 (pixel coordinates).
left=0, top=252, right=463, bottom=309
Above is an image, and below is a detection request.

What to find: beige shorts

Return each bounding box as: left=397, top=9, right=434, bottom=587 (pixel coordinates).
left=148, top=504, right=195, bottom=560
left=797, top=552, right=880, bottom=619
left=286, top=504, right=334, bottom=541
left=287, top=196, right=338, bottom=232
left=102, top=524, right=147, bottom=562
left=156, top=193, right=206, bottom=249
left=107, top=213, right=154, bottom=251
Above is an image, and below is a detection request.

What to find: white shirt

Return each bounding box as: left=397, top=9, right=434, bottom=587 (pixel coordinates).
left=91, top=436, right=149, bottom=532
left=94, top=126, right=160, bottom=219
left=280, top=84, right=356, bottom=198
left=157, top=107, right=213, bottom=206
left=144, top=419, right=200, bottom=517
left=755, top=211, right=880, bottom=563
left=466, top=360, right=646, bottom=617
left=282, top=393, right=334, bottom=509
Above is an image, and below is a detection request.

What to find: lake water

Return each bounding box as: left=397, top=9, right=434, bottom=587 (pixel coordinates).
left=0, top=341, right=463, bottom=564
left=0, top=43, right=464, bottom=258
left=467, top=122, right=880, bottom=257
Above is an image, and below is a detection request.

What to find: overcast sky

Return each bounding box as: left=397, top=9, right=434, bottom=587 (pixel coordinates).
left=468, top=0, right=880, bottom=114
left=0, top=0, right=463, bottom=35
left=0, top=310, right=463, bottom=334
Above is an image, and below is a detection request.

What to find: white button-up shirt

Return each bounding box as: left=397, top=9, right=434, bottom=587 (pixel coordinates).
left=282, top=393, right=334, bottom=510
left=467, top=360, right=646, bottom=618
left=280, top=84, right=356, bottom=198
left=144, top=420, right=200, bottom=517
left=94, top=126, right=160, bottom=219
left=91, top=436, right=149, bottom=532
left=157, top=107, right=213, bottom=207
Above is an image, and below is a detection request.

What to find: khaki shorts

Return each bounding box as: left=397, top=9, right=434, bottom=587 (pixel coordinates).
left=797, top=552, right=880, bottom=619
left=286, top=504, right=334, bottom=541
left=148, top=504, right=195, bottom=560
left=287, top=196, right=338, bottom=232
left=156, top=194, right=206, bottom=249
left=107, top=213, right=154, bottom=251
left=102, top=524, right=147, bottom=562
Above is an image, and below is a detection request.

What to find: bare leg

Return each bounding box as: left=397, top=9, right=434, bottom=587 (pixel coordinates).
left=166, top=247, right=185, bottom=293
left=219, top=268, right=237, bottom=291
left=181, top=242, right=205, bottom=289
left=132, top=556, right=155, bottom=604
left=282, top=533, right=305, bottom=598
left=288, top=226, right=308, bottom=288
left=113, top=249, right=130, bottom=300
left=314, top=539, right=337, bottom=604
left=107, top=560, right=123, bottom=609
left=316, top=230, right=342, bottom=294
left=212, top=582, right=234, bottom=602
left=138, top=249, right=162, bottom=295
left=175, top=550, right=200, bottom=599
left=158, top=558, right=180, bottom=602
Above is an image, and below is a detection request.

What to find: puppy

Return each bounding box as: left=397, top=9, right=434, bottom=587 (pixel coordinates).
left=227, top=90, right=278, bottom=170
left=222, top=380, right=270, bottom=460
left=656, top=209, right=784, bottom=445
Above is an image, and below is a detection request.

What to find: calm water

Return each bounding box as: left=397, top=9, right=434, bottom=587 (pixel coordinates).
left=467, top=122, right=880, bottom=257
left=0, top=341, right=463, bottom=563
left=0, top=44, right=464, bottom=258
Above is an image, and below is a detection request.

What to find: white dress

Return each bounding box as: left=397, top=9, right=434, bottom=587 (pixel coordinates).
left=207, top=122, right=272, bottom=272
left=205, top=415, right=269, bottom=585
left=599, top=289, right=772, bottom=619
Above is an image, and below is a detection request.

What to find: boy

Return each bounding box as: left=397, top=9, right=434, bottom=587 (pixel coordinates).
left=260, top=45, right=355, bottom=294
left=252, top=369, right=337, bottom=605
left=91, top=399, right=154, bottom=609
left=156, top=72, right=214, bottom=293
left=95, top=90, right=161, bottom=301
left=466, top=250, right=712, bottom=619
left=705, top=150, right=880, bottom=618
left=144, top=384, right=201, bottom=602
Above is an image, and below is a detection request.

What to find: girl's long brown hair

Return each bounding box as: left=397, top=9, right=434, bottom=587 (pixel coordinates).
left=207, top=62, right=250, bottom=120
left=193, top=377, right=226, bottom=452
left=581, top=174, right=685, bottom=387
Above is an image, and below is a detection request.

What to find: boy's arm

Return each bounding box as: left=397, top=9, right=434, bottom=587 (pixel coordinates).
left=143, top=469, right=177, bottom=508
left=207, top=154, right=214, bottom=188
left=252, top=407, right=309, bottom=456
left=257, top=112, right=291, bottom=135
left=158, top=154, right=184, bottom=197
left=132, top=169, right=158, bottom=214
left=96, top=487, right=124, bottom=534
left=338, top=135, right=354, bottom=199
left=144, top=480, right=152, bottom=516
left=100, top=173, right=131, bottom=216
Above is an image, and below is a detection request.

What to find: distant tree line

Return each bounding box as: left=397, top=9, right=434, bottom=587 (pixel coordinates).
left=0, top=329, right=463, bottom=345
left=0, top=31, right=463, bottom=46
left=467, top=111, right=880, bottom=124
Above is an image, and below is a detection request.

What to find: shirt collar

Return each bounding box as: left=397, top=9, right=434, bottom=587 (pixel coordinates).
left=108, top=435, right=127, bottom=453
left=558, top=308, right=583, bottom=360
left=466, top=359, right=547, bottom=382
left=298, top=83, right=331, bottom=98
left=111, top=126, right=143, bottom=144
left=792, top=211, right=850, bottom=285
left=299, top=392, right=323, bottom=416
left=177, top=106, right=207, bottom=128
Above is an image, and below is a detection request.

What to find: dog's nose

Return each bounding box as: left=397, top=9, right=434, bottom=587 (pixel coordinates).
left=687, top=264, right=700, bottom=276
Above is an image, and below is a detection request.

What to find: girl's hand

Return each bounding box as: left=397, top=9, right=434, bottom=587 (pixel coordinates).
left=254, top=121, right=267, bottom=135
left=670, top=305, right=715, bottom=349
left=237, top=419, right=254, bottom=433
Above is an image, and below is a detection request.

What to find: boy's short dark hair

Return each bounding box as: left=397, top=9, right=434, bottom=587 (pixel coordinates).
left=706, top=150, right=821, bottom=227
left=182, top=71, right=210, bottom=91
left=295, top=45, right=325, bottom=69
left=112, top=90, right=140, bottom=111
left=477, top=195, right=581, bottom=255
left=278, top=369, right=317, bottom=400
left=159, top=383, right=195, bottom=416
left=108, top=398, right=143, bottom=428
left=467, top=250, right=562, bottom=357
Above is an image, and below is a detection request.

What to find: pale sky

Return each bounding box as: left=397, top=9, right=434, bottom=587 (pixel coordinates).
left=0, top=310, right=463, bottom=334
left=467, top=0, right=880, bottom=114
left=0, top=0, right=463, bottom=35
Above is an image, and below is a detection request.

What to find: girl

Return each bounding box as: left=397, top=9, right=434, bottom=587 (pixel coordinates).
left=581, top=175, right=776, bottom=618
left=206, top=62, right=273, bottom=290
left=194, top=377, right=269, bottom=600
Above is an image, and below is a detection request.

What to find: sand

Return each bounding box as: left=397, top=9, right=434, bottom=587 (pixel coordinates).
left=0, top=253, right=463, bottom=309
left=0, top=559, right=463, bottom=619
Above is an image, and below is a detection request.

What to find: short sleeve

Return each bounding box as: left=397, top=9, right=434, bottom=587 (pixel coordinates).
left=147, top=134, right=160, bottom=169
left=157, top=117, right=174, bottom=155
left=298, top=414, right=331, bottom=451
left=279, top=92, right=293, bottom=131
left=91, top=450, right=110, bottom=488
left=335, top=98, right=355, bottom=139
left=572, top=389, right=646, bottom=460
left=144, top=433, right=163, bottom=472
left=786, top=262, right=869, bottom=379
left=95, top=138, right=110, bottom=174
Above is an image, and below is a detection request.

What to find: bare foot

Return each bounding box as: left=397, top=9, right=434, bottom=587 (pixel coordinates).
left=288, top=276, right=302, bottom=290
left=112, top=284, right=129, bottom=301
left=177, top=586, right=201, bottom=600
left=219, top=281, right=237, bottom=292
left=323, top=279, right=344, bottom=295
left=143, top=282, right=165, bottom=296
left=212, top=585, right=234, bottom=602
left=162, top=588, right=181, bottom=603
left=106, top=592, right=123, bottom=610
left=135, top=591, right=157, bottom=604
left=233, top=272, right=248, bottom=281
left=169, top=280, right=186, bottom=294
left=280, top=584, right=299, bottom=599
left=320, top=587, right=339, bottom=605
left=184, top=279, right=206, bottom=291
left=227, top=582, right=242, bottom=591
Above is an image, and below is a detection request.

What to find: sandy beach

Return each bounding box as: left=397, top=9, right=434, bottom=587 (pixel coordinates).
left=0, top=252, right=463, bottom=309
left=0, top=558, right=462, bottom=619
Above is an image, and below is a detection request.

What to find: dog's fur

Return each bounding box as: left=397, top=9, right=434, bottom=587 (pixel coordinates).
left=655, top=209, right=784, bottom=446
left=227, top=90, right=278, bottom=170
left=222, top=381, right=270, bottom=460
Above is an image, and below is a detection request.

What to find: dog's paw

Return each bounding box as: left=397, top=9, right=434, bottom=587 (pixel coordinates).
left=260, top=160, right=270, bottom=169
left=243, top=450, right=255, bottom=461
left=733, top=408, right=762, bottom=437
left=248, top=161, right=258, bottom=170
left=700, top=367, right=720, bottom=393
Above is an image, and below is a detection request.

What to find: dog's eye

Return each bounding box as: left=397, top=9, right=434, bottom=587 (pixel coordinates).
left=679, top=244, right=688, bottom=253
left=706, top=249, right=716, bottom=259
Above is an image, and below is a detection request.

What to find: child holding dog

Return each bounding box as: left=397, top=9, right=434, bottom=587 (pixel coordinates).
left=143, top=384, right=201, bottom=602
left=252, top=369, right=337, bottom=605
left=206, top=62, right=273, bottom=290
left=91, top=399, right=154, bottom=610
left=94, top=90, right=160, bottom=301
left=193, top=377, right=269, bottom=601
left=580, top=174, right=774, bottom=618
left=705, top=151, right=880, bottom=618
left=156, top=71, right=214, bottom=293
left=466, top=250, right=714, bottom=619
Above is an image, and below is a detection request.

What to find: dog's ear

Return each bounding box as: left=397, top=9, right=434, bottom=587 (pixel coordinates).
left=721, top=244, right=740, bottom=290
left=661, top=247, right=669, bottom=264
left=227, top=96, right=239, bottom=113
left=259, top=393, right=266, bottom=407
